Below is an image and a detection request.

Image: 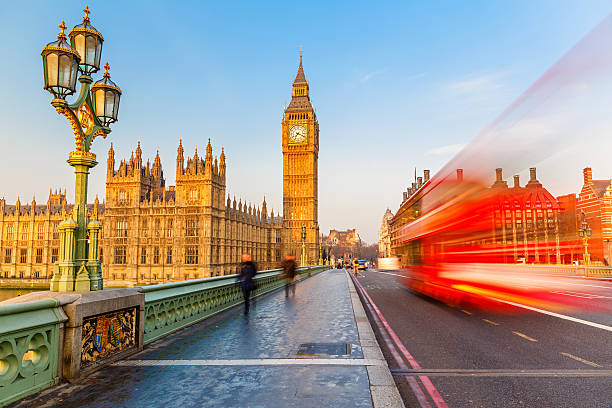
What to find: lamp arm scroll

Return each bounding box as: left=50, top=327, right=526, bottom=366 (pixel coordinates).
left=60, top=75, right=110, bottom=152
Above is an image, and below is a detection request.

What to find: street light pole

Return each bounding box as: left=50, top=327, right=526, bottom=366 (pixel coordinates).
left=301, top=225, right=307, bottom=266
left=318, top=233, right=323, bottom=265
left=579, top=213, right=592, bottom=266
left=41, top=7, right=122, bottom=292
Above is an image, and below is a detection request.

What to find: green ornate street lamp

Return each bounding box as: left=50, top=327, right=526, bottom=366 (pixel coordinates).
left=41, top=7, right=121, bottom=292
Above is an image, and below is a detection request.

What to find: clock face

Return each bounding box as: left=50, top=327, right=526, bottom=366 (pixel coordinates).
left=289, top=125, right=307, bottom=143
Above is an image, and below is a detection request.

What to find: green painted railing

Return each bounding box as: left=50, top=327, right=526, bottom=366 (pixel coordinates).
left=0, top=299, right=67, bottom=407
left=140, top=266, right=329, bottom=344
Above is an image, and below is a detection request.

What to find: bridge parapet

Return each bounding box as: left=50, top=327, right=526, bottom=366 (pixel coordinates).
left=0, top=298, right=73, bottom=407
left=141, top=266, right=329, bottom=344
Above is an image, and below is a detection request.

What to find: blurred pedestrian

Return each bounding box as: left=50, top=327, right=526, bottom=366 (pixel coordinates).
left=281, top=255, right=298, bottom=297
left=353, top=259, right=359, bottom=277
left=238, top=253, right=257, bottom=314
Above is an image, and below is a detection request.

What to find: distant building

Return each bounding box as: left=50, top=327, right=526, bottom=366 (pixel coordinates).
left=324, top=229, right=361, bottom=247
left=556, top=193, right=581, bottom=263
left=576, top=167, right=612, bottom=265
left=0, top=140, right=284, bottom=283
left=390, top=167, right=577, bottom=266
left=0, top=190, right=94, bottom=279
left=378, top=209, right=393, bottom=257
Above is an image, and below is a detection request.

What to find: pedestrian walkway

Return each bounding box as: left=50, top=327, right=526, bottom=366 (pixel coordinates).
left=10, top=269, right=403, bottom=408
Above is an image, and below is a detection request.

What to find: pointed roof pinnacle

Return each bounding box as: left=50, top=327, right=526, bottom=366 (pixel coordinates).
left=294, top=48, right=307, bottom=85
left=206, top=138, right=213, bottom=156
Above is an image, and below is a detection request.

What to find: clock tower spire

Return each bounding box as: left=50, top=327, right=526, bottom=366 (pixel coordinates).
left=282, top=51, right=320, bottom=265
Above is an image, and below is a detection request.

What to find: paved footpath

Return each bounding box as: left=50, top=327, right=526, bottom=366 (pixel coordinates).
left=11, top=269, right=403, bottom=408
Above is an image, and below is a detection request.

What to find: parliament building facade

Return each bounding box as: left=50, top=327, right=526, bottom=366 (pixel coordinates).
left=0, top=56, right=320, bottom=285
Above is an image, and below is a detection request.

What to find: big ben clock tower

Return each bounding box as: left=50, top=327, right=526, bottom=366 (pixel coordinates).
left=282, top=52, right=320, bottom=265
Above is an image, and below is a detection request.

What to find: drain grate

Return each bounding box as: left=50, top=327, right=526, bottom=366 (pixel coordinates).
left=296, top=342, right=352, bottom=356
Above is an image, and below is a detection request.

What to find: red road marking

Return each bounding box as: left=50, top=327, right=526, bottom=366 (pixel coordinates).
left=351, top=273, right=449, bottom=408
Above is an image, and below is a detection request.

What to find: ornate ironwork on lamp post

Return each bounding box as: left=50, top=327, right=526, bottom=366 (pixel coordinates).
left=41, top=7, right=121, bottom=292
left=579, top=213, right=592, bottom=266
left=301, top=225, right=307, bottom=266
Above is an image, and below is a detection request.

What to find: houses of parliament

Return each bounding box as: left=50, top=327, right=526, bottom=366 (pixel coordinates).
left=0, top=55, right=320, bottom=284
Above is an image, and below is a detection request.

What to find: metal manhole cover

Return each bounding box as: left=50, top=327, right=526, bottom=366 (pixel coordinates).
left=296, top=343, right=352, bottom=356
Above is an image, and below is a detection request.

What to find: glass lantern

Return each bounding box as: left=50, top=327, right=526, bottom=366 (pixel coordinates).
left=69, top=6, right=104, bottom=75
left=41, top=21, right=81, bottom=99
left=91, top=63, right=122, bottom=126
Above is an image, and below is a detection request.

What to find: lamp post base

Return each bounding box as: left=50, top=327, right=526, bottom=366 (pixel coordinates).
left=50, top=262, right=78, bottom=292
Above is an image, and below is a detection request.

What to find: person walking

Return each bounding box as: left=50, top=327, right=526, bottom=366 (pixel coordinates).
left=353, top=259, right=359, bottom=277
left=281, top=255, right=298, bottom=298
left=238, top=253, right=257, bottom=314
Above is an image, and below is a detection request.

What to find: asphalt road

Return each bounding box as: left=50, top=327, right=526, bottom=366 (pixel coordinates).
left=353, top=268, right=612, bottom=408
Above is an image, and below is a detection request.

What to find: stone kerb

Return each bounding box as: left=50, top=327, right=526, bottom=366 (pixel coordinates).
left=0, top=299, right=69, bottom=407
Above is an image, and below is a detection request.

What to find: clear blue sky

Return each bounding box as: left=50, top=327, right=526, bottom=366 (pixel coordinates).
left=1, top=1, right=611, bottom=243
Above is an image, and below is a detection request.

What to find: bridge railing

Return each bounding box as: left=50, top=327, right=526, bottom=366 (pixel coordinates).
left=140, top=265, right=329, bottom=344
left=0, top=299, right=69, bottom=407
left=504, top=263, right=612, bottom=278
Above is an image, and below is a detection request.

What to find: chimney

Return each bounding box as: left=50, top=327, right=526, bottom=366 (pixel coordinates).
left=424, top=170, right=430, bottom=182
left=403, top=192, right=408, bottom=201
left=457, top=169, right=463, bottom=181
left=583, top=167, right=593, bottom=185
left=412, top=182, right=417, bottom=192
left=417, top=177, right=423, bottom=188
left=529, top=167, right=537, bottom=182
left=513, top=175, right=520, bottom=188
left=493, top=168, right=508, bottom=188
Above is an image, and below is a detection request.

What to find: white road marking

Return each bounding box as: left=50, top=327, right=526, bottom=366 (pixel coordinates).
left=551, top=290, right=612, bottom=299
left=114, top=358, right=387, bottom=367
left=369, top=270, right=405, bottom=278
left=490, top=298, right=612, bottom=333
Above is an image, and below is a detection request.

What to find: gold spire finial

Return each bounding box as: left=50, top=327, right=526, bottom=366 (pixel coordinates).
left=83, top=6, right=91, bottom=22
left=58, top=21, right=67, bottom=39
left=299, top=45, right=303, bottom=59
left=103, top=62, right=110, bottom=77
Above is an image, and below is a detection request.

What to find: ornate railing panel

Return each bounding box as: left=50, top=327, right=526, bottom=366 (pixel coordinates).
left=140, top=266, right=329, bottom=344
left=0, top=300, right=67, bottom=407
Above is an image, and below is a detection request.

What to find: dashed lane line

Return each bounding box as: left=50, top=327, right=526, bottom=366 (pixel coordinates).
left=461, top=309, right=472, bottom=315
left=512, top=331, right=538, bottom=342
left=560, top=352, right=602, bottom=368
left=482, top=319, right=500, bottom=326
